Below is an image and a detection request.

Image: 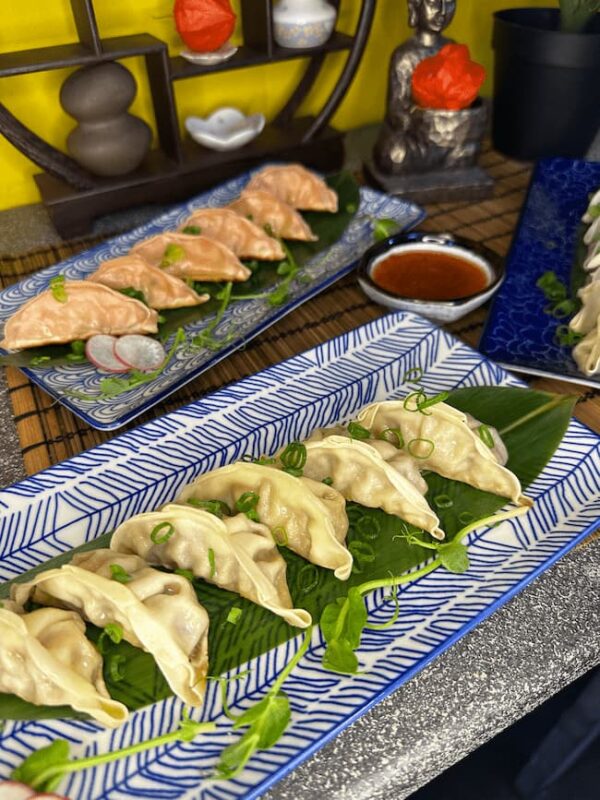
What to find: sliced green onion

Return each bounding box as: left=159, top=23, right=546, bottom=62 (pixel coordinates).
left=186, top=498, right=230, bottom=518
left=160, top=243, right=186, bottom=268
left=357, top=516, right=381, bottom=540
left=378, top=428, right=405, bottom=448
left=433, top=494, right=453, bottom=509
left=349, top=540, right=376, bottom=563
left=182, top=225, right=201, bottom=235
left=403, top=366, right=424, bottom=384
left=119, top=286, right=148, bottom=304
left=551, top=299, right=576, bottom=319
left=554, top=325, right=584, bottom=347
left=208, top=547, right=216, bottom=578
left=109, top=564, right=131, bottom=583
left=97, top=622, right=124, bottom=652
left=478, top=424, right=495, bottom=449
left=150, top=521, right=175, bottom=545
left=347, top=422, right=371, bottom=440
left=175, top=568, right=195, bottom=582
left=297, top=563, right=319, bottom=594
left=49, top=275, right=67, bottom=303
left=321, top=476, right=334, bottom=486
left=70, top=339, right=86, bottom=355
left=253, top=455, right=276, bottom=466
left=108, top=653, right=126, bottom=683
left=226, top=606, right=243, bottom=626
left=30, top=355, right=51, bottom=366
left=458, top=511, right=475, bottom=525
left=417, top=391, right=449, bottom=413
left=235, top=491, right=260, bottom=522
left=272, top=526, right=288, bottom=546
left=279, top=442, right=307, bottom=471
left=407, top=437, right=435, bottom=459
left=403, top=390, right=427, bottom=412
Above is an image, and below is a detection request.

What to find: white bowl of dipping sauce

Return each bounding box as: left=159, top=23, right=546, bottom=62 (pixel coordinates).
left=358, top=232, right=504, bottom=324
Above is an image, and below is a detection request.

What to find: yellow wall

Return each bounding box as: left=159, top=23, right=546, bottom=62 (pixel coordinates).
left=0, top=0, right=550, bottom=210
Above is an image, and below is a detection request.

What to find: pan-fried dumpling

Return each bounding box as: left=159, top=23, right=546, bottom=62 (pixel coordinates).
left=299, top=436, right=443, bottom=539
left=229, top=190, right=317, bottom=242
left=12, top=550, right=209, bottom=707
left=356, top=400, right=530, bottom=506
left=179, top=208, right=285, bottom=261
left=131, top=232, right=250, bottom=282
left=0, top=606, right=128, bottom=727
left=110, top=504, right=311, bottom=628
left=246, top=164, right=338, bottom=212
left=573, top=319, right=600, bottom=375
left=584, top=215, right=600, bottom=246
left=570, top=282, right=600, bottom=334
left=177, top=463, right=352, bottom=580
left=89, top=254, right=209, bottom=310
left=305, top=426, right=429, bottom=494
left=1, top=280, right=158, bottom=350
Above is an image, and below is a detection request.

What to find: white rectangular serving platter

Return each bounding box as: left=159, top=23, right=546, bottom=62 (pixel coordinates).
left=0, top=172, right=424, bottom=430
left=0, top=310, right=599, bottom=800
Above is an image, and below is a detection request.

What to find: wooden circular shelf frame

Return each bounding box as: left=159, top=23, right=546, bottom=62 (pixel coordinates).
left=0, top=0, right=376, bottom=237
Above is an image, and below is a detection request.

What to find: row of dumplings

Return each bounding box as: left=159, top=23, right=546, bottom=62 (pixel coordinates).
left=1, top=164, right=339, bottom=351
left=570, top=188, right=600, bottom=375
left=0, top=396, right=531, bottom=727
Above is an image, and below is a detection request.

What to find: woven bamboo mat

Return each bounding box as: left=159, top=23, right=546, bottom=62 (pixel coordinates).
left=2, top=146, right=599, bottom=476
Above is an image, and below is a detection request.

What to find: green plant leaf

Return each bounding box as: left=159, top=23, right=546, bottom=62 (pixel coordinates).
left=322, top=639, right=360, bottom=675
left=11, top=739, right=69, bottom=793
left=437, top=540, right=469, bottom=573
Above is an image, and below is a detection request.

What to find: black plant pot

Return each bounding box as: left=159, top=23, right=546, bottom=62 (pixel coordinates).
left=492, top=8, right=600, bottom=160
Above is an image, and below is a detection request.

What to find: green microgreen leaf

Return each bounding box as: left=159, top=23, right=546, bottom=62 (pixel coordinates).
left=437, top=540, right=470, bottom=573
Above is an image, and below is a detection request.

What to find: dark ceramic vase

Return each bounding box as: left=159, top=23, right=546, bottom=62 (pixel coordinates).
left=492, top=9, right=600, bottom=159
left=60, top=61, right=152, bottom=177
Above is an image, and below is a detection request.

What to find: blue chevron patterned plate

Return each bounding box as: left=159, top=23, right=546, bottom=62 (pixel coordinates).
left=480, top=157, right=600, bottom=387
left=1, top=311, right=599, bottom=799
left=0, top=172, right=424, bottom=430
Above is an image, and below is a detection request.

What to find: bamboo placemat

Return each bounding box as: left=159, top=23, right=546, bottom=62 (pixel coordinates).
left=2, top=147, right=598, bottom=476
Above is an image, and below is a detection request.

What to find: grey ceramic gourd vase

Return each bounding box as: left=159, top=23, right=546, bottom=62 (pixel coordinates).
left=60, top=61, right=151, bottom=177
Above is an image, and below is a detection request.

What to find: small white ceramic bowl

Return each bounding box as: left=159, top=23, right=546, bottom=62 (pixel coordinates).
left=185, top=108, right=265, bottom=152
left=180, top=42, right=238, bottom=65
left=358, top=232, right=504, bottom=324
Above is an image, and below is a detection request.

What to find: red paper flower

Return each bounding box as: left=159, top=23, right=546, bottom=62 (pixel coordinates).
left=411, top=44, right=486, bottom=111
left=174, top=0, right=236, bottom=53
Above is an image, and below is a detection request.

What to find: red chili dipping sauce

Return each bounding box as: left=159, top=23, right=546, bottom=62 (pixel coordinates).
left=372, top=248, right=489, bottom=301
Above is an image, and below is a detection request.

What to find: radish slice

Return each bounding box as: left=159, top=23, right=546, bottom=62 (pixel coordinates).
left=114, top=335, right=166, bottom=372
left=0, top=782, right=35, bottom=799
left=85, top=335, right=130, bottom=374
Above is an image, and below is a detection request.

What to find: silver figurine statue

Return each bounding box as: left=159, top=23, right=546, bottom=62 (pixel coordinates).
left=369, top=0, right=491, bottom=199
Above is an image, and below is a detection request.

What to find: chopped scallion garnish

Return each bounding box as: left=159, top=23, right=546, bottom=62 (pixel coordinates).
left=297, top=563, right=319, bottom=594
left=235, top=491, right=260, bottom=522
left=403, top=390, right=427, bottom=412
left=356, top=516, right=381, bottom=540
left=272, top=526, right=288, bottom=546
left=49, top=275, right=67, bottom=303
left=478, top=424, right=495, bottom=449
left=321, top=476, right=334, bottom=486
left=186, top=498, right=230, bottom=518
left=208, top=548, right=216, bottom=578
left=150, top=521, right=175, bottom=545
left=347, top=422, right=371, bottom=440
left=407, top=437, right=435, bottom=459
left=378, top=427, right=405, bottom=448
left=182, top=225, right=201, bottom=235
left=433, top=494, right=453, bottom=509
left=108, top=653, right=126, bottom=683
left=417, top=391, right=449, bottom=413
left=403, top=366, right=424, bottom=384
left=160, top=243, right=186, bottom=268
left=227, top=606, right=243, bottom=626
left=109, top=564, right=131, bottom=583
left=279, top=442, right=307, bottom=472
left=175, top=568, right=195, bottom=582
left=97, top=622, right=124, bottom=652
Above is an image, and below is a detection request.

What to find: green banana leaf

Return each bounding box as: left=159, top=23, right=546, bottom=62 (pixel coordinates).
left=0, top=172, right=361, bottom=367
left=0, top=386, right=577, bottom=720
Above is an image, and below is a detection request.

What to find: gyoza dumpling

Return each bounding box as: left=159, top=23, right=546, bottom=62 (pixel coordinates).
left=584, top=215, right=600, bottom=245
left=356, top=400, right=530, bottom=506
left=246, top=164, right=338, bottom=212
left=179, top=208, right=285, bottom=261
left=89, top=254, right=209, bottom=310
left=1, top=280, right=158, bottom=351
left=299, top=436, right=443, bottom=539
left=12, top=550, right=209, bottom=707
left=305, top=426, right=429, bottom=495
left=583, top=188, right=600, bottom=223
left=110, top=504, right=311, bottom=628
left=229, top=190, right=318, bottom=242
left=570, top=282, right=600, bottom=334
left=573, top=319, right=600, bottom=375
left=131, top=232, right=250, bottom=282
left=0, top=606, right=128, bottom=727
left=177, top=463, right=352, bottom=580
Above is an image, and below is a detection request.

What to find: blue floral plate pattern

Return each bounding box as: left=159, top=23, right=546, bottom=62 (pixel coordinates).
left=480, top=157, right=600, bottom=386
left=0, top=172, right=424, bottom=430
left=0, top=310, right=599, bottom=800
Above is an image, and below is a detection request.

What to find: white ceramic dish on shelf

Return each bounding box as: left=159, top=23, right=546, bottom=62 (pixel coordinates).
left=185, top=107, right=265, bottom=152
left=180, top=41, right=238, bottom=65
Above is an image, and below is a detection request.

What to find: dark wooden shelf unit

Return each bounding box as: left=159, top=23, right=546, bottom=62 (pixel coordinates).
left=0, top=0, right=376, bottom=236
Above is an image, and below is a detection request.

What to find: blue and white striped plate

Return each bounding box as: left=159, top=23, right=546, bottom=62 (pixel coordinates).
left=0, top=310, right=599, bottom=799
left=0, top=172, right=424, bottom=430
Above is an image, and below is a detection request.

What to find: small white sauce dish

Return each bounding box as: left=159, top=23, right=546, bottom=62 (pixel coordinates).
left=357, top=232, right=505, bottom=324
left=180, top=42, right=238, bottom=65
left=185, top=108, right=265, bottom=152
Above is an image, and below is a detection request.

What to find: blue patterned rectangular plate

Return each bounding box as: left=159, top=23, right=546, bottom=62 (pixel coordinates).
left=0, top=173, right=424, bottom=430
left=1, top=310, right=599, bottom=800
left=480, top=157, right=600, bottom=387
